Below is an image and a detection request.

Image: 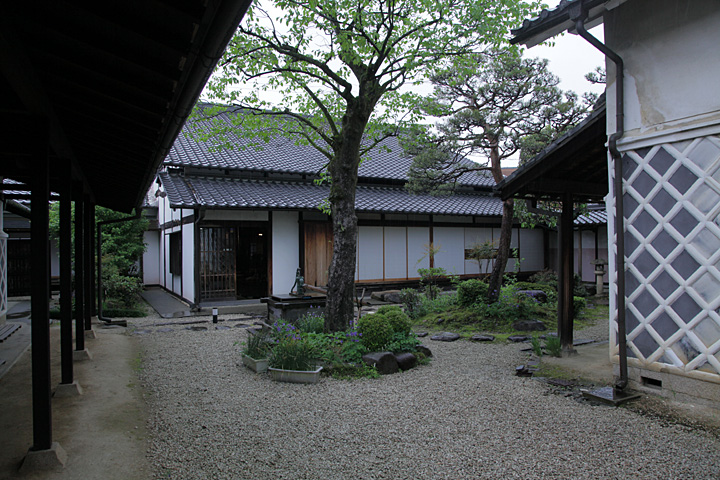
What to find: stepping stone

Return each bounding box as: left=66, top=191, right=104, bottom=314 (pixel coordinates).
left=470, top=334, right=494, bottom=342
left=186, top=326, right=208, bottom=332
left=157, top=327, right=174, bottom=333
left=507, top=335, right=529, bottom=343
left=415, top=332, right=428, bottom=338
left=430, top=332, right=460, bottom=342
left=215, top=326, right=231, bottom=331
left=234, top=324, right=251, bottom=328
left=512, top=319, right=547, bottom=332
left=132, top=329, right=151, bottom=335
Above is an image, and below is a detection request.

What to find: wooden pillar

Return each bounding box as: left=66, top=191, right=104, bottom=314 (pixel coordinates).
left=30, top=126, right=52, bottom=450
left=89, top=203, right=96, bottom=316
left=59, top=162, right=73, bottom=384
left=83, top=197, right=93, bottom=330
left=73, top=186, right=85, bottom=351
left=558, top=192, right=575, bottom=355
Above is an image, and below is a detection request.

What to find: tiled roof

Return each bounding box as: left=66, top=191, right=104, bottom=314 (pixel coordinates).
left=160, top=171, right=503, bottom=216
left=575, top=208, right=606, bottom=226
left=510, top=0, right=611, bottom=48
left=166, top=107, right=495, bottom=188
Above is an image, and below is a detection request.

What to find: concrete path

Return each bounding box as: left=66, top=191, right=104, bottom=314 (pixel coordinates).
left=140, top=286, right=192, bottom=318
left=0, top=321, right=150, bottom=479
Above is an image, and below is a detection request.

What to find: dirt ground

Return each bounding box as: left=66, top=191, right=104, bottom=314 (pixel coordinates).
left=0, top=322, right=150, bottom=479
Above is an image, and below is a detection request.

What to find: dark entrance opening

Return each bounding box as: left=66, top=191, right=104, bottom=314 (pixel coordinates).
left=236, top=223, right=269, bottom=299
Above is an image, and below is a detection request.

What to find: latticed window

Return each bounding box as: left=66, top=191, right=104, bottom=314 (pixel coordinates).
left=199, top=226, right=236, bottom=300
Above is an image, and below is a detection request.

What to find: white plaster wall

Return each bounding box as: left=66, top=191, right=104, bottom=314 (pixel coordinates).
left=464, top=227, right=493, bottom=275
left=358, top=226, right=383, bottom=280
left=407, top=227, right=429, bottom=278
left=519, top=228, right=544, bottom=272
left=142, top=230, right=161, bottom=285
left=384, top=227, right=407, bottom=280
left=606, top=0, right=720, bottom=138
left=272, top=211, right=299, bottom=295
left=433, top=227, right=465, bottom=275
left=182, top=221, right=194, bottom=302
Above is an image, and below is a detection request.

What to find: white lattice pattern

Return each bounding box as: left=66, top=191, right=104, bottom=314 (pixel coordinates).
left=614, top=135, right=720, bottom=379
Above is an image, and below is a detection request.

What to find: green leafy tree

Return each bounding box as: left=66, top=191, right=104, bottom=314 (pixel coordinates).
left=405, top=49, right=591, bottom=302
left=200, top=0, right=537, bottom=331
left=49, top=204, right=148, bottom=277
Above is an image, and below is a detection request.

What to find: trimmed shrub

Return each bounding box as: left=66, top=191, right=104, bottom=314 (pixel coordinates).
left=513, top=281, right=554, bottom=293
left=376, top=306, right=411, bottom=335
left=457, top=279, right=489, bottom=306
left=357, top=313, right=394, bottom=352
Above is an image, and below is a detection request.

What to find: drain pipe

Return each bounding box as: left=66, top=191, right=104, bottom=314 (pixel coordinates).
left=191, top=207, right=206, bottom=310
left=97, top=210, right=143, bottom=326
left=570, top=2, right=628, bottom=390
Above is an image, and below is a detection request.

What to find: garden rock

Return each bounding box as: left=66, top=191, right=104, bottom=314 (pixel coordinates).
left=517, top=289, right=548, bottom=303
left=470, top=334, right=494, bottom=342
left=415, top=332, right=428, bottom=338
left=507, top=335, right=529, bottom=343
left=362, top=352, right=399, bottom=375
left=430, top=332, right=460, bottom=342
left=415, top=345, right=433, bottom=357
left=394, top=352, right=417, bottom=371
left=512, top=319, right=547, bottom=332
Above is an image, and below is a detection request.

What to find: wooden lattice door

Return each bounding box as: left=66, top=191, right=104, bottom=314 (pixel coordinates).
left=199, top=226, right=236, bottom=300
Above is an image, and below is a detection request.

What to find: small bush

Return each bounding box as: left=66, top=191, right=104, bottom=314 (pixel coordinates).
left=104, top=273, right=143, bottom=307
left=457, top=279, right=489, bottom=307
left=573, top=274, right=589, bottom=297
left=357, top=313, right=394, bottom=352
left=513, top=282, right=554, bottom=293
left=376, top=306, right=411, bottom=336
left=573, top=296, right=587, bottom=318
left=529, top=269, right=558, bottom=288
left=399, top=288, right=426, bottom=319
left=385, top=332, right=420, bottom=353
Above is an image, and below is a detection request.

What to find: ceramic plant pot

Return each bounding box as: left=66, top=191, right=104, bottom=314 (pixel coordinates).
left=242, top=354, right=269, bottom=373
left=268, top=366, right=323, bottom=384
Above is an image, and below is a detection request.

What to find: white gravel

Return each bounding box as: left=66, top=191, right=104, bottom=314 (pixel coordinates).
left=132, top=313, right=720, bottom=480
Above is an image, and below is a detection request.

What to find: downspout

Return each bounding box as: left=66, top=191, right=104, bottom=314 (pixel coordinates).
left=97, top=210, right=142, bottom=326
left=192, top=207, right=206, bottom=309
left=570, top=2, right=628, bottom=390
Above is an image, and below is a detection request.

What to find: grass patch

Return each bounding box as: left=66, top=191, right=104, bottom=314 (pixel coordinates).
left=534, top=363, right=579, bottom=382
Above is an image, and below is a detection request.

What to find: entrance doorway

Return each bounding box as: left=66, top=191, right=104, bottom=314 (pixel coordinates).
left=236, top=224, right=268, bottom=299
left=199, top=222, right=270, bottom=301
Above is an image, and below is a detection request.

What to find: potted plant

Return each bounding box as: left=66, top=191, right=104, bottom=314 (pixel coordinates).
left=241, top=332, right=271, bottom=373
left=268, top=336, right=322, bottom=384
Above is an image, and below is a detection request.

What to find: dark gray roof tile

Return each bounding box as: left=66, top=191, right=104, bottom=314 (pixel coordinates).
left=166, top=107, right=494, bottom=188
left=160, top=172, right=502, bottom=216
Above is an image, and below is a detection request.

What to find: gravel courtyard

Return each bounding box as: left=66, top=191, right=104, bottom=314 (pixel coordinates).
left=133, top=314, right=720, bottom=480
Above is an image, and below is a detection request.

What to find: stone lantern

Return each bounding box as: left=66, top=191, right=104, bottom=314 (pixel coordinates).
left=591, top=258, right=608, bottom=295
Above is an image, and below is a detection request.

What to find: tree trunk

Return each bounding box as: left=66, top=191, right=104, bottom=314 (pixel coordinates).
left=488, top=198, right=514, bottom=302
left=325, top=108, right=368, bottom=332
left=487, top=141, right=512, bottom=303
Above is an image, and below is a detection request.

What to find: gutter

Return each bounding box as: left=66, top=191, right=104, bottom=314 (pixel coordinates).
left=96, top=211, right=143, bottom=326
left=569, top=1, right=628, bottom=390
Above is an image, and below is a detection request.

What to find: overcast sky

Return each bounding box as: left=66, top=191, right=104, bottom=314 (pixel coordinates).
left=528, top=25, right=606, bottom=97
